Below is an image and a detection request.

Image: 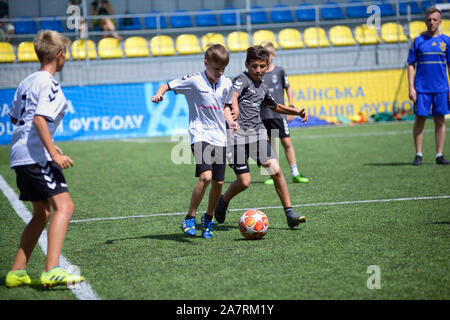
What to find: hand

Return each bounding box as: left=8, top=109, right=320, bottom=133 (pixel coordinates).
left=229, top=121, right=240, bottom=132
left=231, top=108, right=239, bottom=121
left=55, top=145, right=64, bottom=155
left=53, top=153, right=74, bottom=170
left=152, top=94, right=163, bottom=103
left=298, top=108, right=308, bottom=123
left=409, top=87, right=417, bottom=103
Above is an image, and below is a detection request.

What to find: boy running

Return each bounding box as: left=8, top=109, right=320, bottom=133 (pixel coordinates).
left=152, top=44, right=239, bottom=238
left=5, top=30, right=84, bottom=288
left=214, top=46, right=308, bottom=229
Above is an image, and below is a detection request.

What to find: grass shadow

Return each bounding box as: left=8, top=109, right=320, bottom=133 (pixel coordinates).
left=105, top=233, right=194, bottom=244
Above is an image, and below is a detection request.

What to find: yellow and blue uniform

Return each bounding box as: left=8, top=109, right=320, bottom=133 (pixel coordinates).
left=407, top=33, right=450, bottom=116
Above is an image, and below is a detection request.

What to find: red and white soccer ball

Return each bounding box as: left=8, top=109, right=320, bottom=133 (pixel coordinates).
left=239, top=209, right=269, bottom=240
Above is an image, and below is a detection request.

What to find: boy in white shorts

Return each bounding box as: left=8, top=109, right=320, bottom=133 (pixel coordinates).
left=5, top=30, right=84, bottom=288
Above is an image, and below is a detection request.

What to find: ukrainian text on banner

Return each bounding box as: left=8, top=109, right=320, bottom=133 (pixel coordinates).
left=0, top=82, right=189, bottom=145
left=288, top=69, right=411, bottom=120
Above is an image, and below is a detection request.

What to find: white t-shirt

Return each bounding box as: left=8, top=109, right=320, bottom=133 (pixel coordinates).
left=168, top=71, right=233, bottom=147
left=9, top=71, right=68, bottom=168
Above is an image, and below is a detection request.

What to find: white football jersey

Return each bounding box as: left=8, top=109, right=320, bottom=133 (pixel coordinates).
left=168, top=71, right=233, bottom=147
left=9, top=71, right=68, bottom=168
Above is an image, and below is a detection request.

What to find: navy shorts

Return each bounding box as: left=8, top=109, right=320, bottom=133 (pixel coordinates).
left=14, top=161, right=69, bottom=202
left=191, top=142, right=226, bottom=181
left=415, top=92, right=450, bottom=116
left=228, top=140, right=275, bottom=175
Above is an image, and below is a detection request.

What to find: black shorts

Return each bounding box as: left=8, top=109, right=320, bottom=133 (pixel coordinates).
left=14, top=161, right=69, bottom=202
left=228, top=140, right=275, bottom=175
left=191, top=142, right=226, bottom=181
left=262, top=118, right=290, bottom=139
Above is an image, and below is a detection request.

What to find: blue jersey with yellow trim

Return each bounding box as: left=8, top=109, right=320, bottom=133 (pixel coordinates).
left=407, top=33, right=450, bottom=93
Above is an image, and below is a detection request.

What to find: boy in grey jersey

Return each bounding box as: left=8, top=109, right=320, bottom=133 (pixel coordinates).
left=260, top=41, right=309, bottom=185
left=215, top=46, right=308, bottom=229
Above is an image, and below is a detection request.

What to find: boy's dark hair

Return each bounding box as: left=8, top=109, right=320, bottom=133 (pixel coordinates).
left=245, top=45, right=270, bottom=64
left=205, top=43, right=229, bottom=66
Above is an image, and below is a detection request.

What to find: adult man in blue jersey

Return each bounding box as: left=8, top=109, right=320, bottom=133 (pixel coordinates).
left=408, top=7, right=450, bottom=165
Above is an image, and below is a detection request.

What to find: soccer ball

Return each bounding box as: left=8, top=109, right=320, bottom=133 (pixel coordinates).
left=239, top=209, right=269, bottom=240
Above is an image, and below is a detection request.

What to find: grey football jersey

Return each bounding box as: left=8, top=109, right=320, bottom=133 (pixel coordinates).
left=232, top=72, right=277, bottom=143
left=260, top=66, right=289, bottom=120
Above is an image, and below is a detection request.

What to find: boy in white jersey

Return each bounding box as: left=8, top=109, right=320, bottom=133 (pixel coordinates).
left=152, top=44, right=239, bottom=238
left=5, top=30, right=84, bottom=288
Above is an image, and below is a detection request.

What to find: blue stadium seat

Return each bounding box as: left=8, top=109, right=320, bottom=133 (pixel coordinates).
left=119, top=14, right=142, bottom=30
left=14, top=17, right=38, bottom=34
left=295, top=3, right=316, bottom=21
left=346, top=1, right=369, bottom=18
left=169, top=10, right=193, bottom=28
left=144, top=11, right=167, bottom=29
left=321, top=2, right=345, bottom=20
left=399, top=1, right=422, bottom=15
left=379, top=1, right=396, bottom=17
left=220, top=7, right=244, bottom=25
left=195, top=8, right=218, bottom=27
left=271, top=4, right=294, bottom=23
left=40, top=17, right=64, bottom=32
left=421, top=0, right=443, bottom=11
left=249, top=6, right=269, bottom=24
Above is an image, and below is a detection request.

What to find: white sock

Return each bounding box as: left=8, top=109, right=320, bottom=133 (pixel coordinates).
left=290, top=164, right=299, bottom=177
left=436, top=153, right=443, bottom=158
left=416, top=152, right=423, bottom=157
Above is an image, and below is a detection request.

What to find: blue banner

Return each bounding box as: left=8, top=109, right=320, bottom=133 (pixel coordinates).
left=0, top=81, right=190, bottom=145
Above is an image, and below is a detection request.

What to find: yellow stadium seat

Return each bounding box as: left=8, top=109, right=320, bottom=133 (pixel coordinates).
left=354, top=24, right=381, bottom=45
left=150, top=35, right=175, bottom=56
left=0, top=42, right=15, bottom=63
left=303, top=27, right=330, bottom=48
left=18, top=42, right=39, bottom=62
left=176, top=34, right=202, bottom=55
left=440, top=19, right=450, bottom=36
left=124, top=36, right=149, bottom=57
left=253, top=30, right=278, bottom=49
left=98, top=38, right=123, bottom=59
left=71, top=39, right=97, bottom=60
left=409, top=21, right=426, bottom=40
left=227, top=31, right=249, bottom=52
left=201, top=33, right=226, bottom=51
left=278, top=28, right=304, bottom=49
left=329, top=25, right=356, bottom=46
left=381, top=22, right=407, bottom=43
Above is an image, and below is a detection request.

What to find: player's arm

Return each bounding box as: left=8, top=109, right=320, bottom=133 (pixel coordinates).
left=407, top=64, right=417, bottom=103
left=33, top=115, right=73, bottom=169
left=151, top=83, right=170, bottom=103
left=285, top=87, right=295, bottom=122
left=224, top=104, right=239, bottom=130
left=273, top=103, right=308, bottom=123
left=231, top=91, right=240, bottom=121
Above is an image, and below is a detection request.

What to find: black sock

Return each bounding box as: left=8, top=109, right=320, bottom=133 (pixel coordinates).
left=284, top=207, right=294, bottom=215
left=185, top=214, right=195, bottom=220
left=204, top=214, right=213, bottom=221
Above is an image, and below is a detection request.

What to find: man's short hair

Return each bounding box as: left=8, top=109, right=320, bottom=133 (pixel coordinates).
left=425, top=6, right=441, bottom=17
left=245, top=45, right=270, bottom=64
left=204, top=43, right=229, bottom=66
left=33, top=30, right=70, bottom=65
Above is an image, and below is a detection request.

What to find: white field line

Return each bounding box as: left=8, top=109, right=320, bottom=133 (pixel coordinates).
left=0, top=174, right=100, bottom=300
left=69, top=195, right=450, bottom=224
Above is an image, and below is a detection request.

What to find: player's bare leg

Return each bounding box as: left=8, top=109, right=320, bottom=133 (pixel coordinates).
left=434, top=115, right=450, bottom=164
left=187, top=171, right=212, bottom=218
left=206, top=179, right=223, bottom=216
left=214, top=173, right=251, bottom=223
left=412, top=115, right=426, bottom=165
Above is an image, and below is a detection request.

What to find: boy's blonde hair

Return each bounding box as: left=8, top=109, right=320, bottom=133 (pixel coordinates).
left=33, top=30, right=71, bottom=65
left=205, top=43, right=229, bottom=66
left=260, top=41, right=276, bottom=55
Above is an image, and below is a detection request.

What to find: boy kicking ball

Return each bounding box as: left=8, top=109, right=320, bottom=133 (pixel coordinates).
left=214, top=45, right=308, bottom=229
left=5, top=30, right=84, bottom=288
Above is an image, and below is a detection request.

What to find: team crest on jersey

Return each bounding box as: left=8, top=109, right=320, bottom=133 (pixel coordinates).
left=440, top=42, right=446, bottom=52
left=271, top=74, right=278, bottom=84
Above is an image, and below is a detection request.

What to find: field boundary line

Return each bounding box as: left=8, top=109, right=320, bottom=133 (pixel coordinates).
left=0, top=174, right=100, bottom=300
left=69, top=195, right=450, bottom=223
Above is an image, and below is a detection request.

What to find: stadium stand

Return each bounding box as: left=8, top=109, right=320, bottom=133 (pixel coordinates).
left=329, top=25, right=356, bottom=46
left=98, top=37, right=123, bottom=59
left=195, top=8, right=219, bottom=27
left=201, top=33, right=226, bottom=51
left=144, top=11, right=167, bottom=29
left=175, top=34, right=202, bottom=55
left=17, top=41, right=39, bottom=62
left=409, top=20, right=427, bottom=40
left=227, top=31, right=249, bottom=52
left=378, top=1, right=396, bottom=16
left=39, top=17, right=64, bottom=33
left=381, top=22, right=408, bottom=43
left=278, top=28, right=304, bottom=49
left=13, top=17, right=37, bottom=34
left=295, top=3, right=316, bottom=21
left=170, top=10, right=193, bottom=28
left=354, top=24, right=381, bottom=45
left=399, top=1, right=423, bottom=15
left=150, top=35, right=175, bottom=56
left=71, top=39, right=97, bottom=60
left=321, top=2, right=345, bottom=20
left=249, top=6, right=269, bottom=24
left=441, top=19, right=450, bottom=35
left=119, top=14, right=142, bottom=31
left=303, top=27, right=331, bottom=47
left=220, top=7, right=245, bottom=25
left=253, top=29, right=279, bottom=48
left=345, top=0, right=369, bottom=18
left=0, top=42, right=15, bottom=63
left=270, top=4, right=295, bottom=23
left=124, top=36, right=149, bottom=58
